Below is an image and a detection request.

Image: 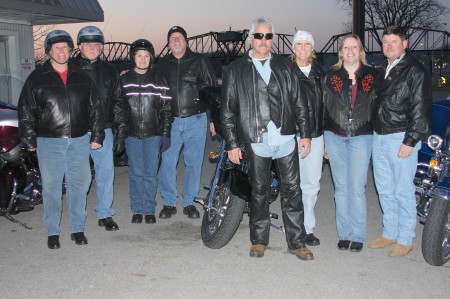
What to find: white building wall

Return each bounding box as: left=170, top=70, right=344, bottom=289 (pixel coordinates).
left=0, top=21, right=34, bottom=105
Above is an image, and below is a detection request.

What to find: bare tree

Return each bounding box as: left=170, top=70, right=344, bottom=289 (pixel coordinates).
left=338, top=0, right=450, bottom=46
left=33, top=25, right=54, bottom=64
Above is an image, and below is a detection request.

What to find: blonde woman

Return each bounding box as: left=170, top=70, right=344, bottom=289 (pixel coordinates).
left=291, top=30, right=324, bottom=246
left=321, top=34, right=380, bottom=252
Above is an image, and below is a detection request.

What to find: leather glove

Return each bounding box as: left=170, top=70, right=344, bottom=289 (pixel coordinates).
left=113, top=139, right=126, bottom=156
left=160, top=136, right=171, bottom=153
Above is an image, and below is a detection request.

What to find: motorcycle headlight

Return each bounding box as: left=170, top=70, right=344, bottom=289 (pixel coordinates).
left=427, top=135, right=443, bottom=151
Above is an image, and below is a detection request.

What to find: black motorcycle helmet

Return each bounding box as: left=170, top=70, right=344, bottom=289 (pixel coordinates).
left=130, top=39, right=155, bottom=61
left=77, top=26, right=105, bottom=45
left=44, top=30, right=74, bottom=54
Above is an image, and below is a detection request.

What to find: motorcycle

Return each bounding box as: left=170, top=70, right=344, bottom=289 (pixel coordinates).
left=196, top=86, right=281, bottom=249
left=414, top=100, right=450, bottom=266
left=0, top=101, right=42, bottom=229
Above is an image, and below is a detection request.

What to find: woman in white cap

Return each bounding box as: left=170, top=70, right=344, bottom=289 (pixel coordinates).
left=291, top=30, right=324, bottom=247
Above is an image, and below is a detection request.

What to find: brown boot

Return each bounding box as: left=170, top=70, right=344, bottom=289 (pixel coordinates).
left=389, top=244, right=413, bottom=257
left=249, top=244, right=266, bottom=257
left=292, top=247, right=314, bottom=260
left=369, top=236, right=397, bottom=249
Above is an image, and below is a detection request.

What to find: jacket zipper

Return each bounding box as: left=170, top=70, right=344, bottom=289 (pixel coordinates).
left=138, top=77, right=143, bottom=139
left=176, top=60, right=181, bottom=116
left=252, top=65, right=261, bottom=143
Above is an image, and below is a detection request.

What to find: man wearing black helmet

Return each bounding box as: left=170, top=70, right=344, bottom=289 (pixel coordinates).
left=18, top=30, right=104, bottom=249
left=72, top=26, right=128, bottom=232
left=156, top=26, right=218, bottom=219
left=121, top=39, right=172, bottom=224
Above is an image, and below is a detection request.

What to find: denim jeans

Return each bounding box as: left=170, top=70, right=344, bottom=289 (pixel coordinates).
left=90, top=128, right=115, bottom=219
left=372, top=132, right=420, bottom=245
left=126, top=136, right=160, bottom=215
left=159, top=113, right=207, bottom=207
left=36, top=135, right=91, bottom=236
left=299, top=135, right=324, bottom=234
left=324, top=131, right=373, bottom=242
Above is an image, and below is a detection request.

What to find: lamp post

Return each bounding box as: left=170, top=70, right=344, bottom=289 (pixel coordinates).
left=352, top=0, right=365, bottom=46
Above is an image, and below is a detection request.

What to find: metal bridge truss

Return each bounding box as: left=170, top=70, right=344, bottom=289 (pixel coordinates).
left=92, top=28, right=449, bottom=68
left=320, top=27, right=450, bottom=83
left=321, top=27, right=450, bottom=54
left=157, top=30, right=294, bottom=64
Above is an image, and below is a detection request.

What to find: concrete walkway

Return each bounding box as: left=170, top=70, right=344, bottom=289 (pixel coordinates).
left=1, top=135, right=449, bottom=299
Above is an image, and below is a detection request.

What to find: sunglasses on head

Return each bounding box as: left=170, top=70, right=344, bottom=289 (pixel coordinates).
left=253, top=33, right=274, bottom=40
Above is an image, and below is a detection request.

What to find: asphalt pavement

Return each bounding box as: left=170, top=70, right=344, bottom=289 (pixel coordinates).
left=1, top=134, right=449, bottom=299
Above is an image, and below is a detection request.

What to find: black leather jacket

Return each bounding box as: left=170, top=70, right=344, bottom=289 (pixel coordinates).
left=18, top=60, right=104, bottom=148
left=221, top=52, right=310, bottom=151
left=372, top=52, right=432, bottom=147
left=295, top=60, right=324, bottom=138
left=322, top=64, right=380, bottom=137
left=72, top=54, right=127, bottom=141
left=121, top=68, right=173, bottom=138
left=155, top=48, right=217, bottom=117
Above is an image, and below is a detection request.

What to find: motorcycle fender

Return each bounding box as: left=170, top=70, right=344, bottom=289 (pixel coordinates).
left=431, top=187, right=450, bottom=201
left=431, top=175, right=450, bottom=200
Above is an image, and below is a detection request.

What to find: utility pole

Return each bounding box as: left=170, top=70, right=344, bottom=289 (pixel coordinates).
left=352, top=0, right=365, bottom=46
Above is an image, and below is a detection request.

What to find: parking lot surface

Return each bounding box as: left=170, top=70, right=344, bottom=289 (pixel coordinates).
left=1, top=135, right=449, bottom=299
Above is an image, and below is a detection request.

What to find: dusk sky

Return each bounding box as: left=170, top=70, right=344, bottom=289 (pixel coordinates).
left=60, top=0, right=450, bottom=54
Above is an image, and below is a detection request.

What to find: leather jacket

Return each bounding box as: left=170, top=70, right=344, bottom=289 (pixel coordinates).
left=372, top=51, right=432, bottom=147
left=72, top=54, right=128, bottom=141
left=221, top=52, right=310, bottom=151
left=18, top=60, right=104, bottom=148
left=155, top=48, right=217, bottom=117
left=322, top=64, right=380, bottom=137
left=295, top=60, right=324, bottom=138
left=121, top=68, right=173, bottom=138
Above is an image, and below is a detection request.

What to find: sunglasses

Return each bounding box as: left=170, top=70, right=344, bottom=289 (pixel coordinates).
left=253, top=33, right=274, bottom=40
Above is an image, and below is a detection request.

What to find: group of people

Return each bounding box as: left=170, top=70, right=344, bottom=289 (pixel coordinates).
left=18, top=17, right=431, bottom=261
left=221, top=18, right=431, bottom=260
left=319, top=25, right=430, bottom=257
left=18, top=25, right=216, bottom=249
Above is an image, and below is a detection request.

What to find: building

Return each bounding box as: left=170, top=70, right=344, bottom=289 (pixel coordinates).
left=0, top=0, right=104, bottom=105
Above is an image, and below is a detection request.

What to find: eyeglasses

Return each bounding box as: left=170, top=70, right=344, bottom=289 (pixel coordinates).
left=253, top=33, right=274, bottom=40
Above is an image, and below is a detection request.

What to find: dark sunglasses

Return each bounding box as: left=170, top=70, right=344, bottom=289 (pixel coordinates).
left=253, top=33, right=274, bottom=40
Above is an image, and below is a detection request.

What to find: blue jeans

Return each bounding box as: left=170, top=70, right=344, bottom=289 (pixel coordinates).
left=299, top=135, right=324, bottom=234
left=36, top=135, right=91, bottom=236
left=126, top=136, right=160, bottom=215
left=372, top=132, right=420, bottom=245
left=324, top=131, right=373, bottom=242
left=90, top=128, right=115, bottom=219
left=159, top=113, right=207, bottom=207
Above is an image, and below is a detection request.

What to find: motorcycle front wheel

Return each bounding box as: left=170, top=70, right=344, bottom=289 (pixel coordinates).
left=422, top=198, right=450, bottom=266
left=201, top=185, right=246, bottom=249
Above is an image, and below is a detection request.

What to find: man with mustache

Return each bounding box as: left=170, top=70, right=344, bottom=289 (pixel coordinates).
left=220, top=17, right=313, bottom=260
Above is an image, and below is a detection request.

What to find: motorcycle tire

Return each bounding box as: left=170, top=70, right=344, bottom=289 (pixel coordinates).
left=421, top=198, right=450, bottom=266
left=201, top=185, right=246, bottom=249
